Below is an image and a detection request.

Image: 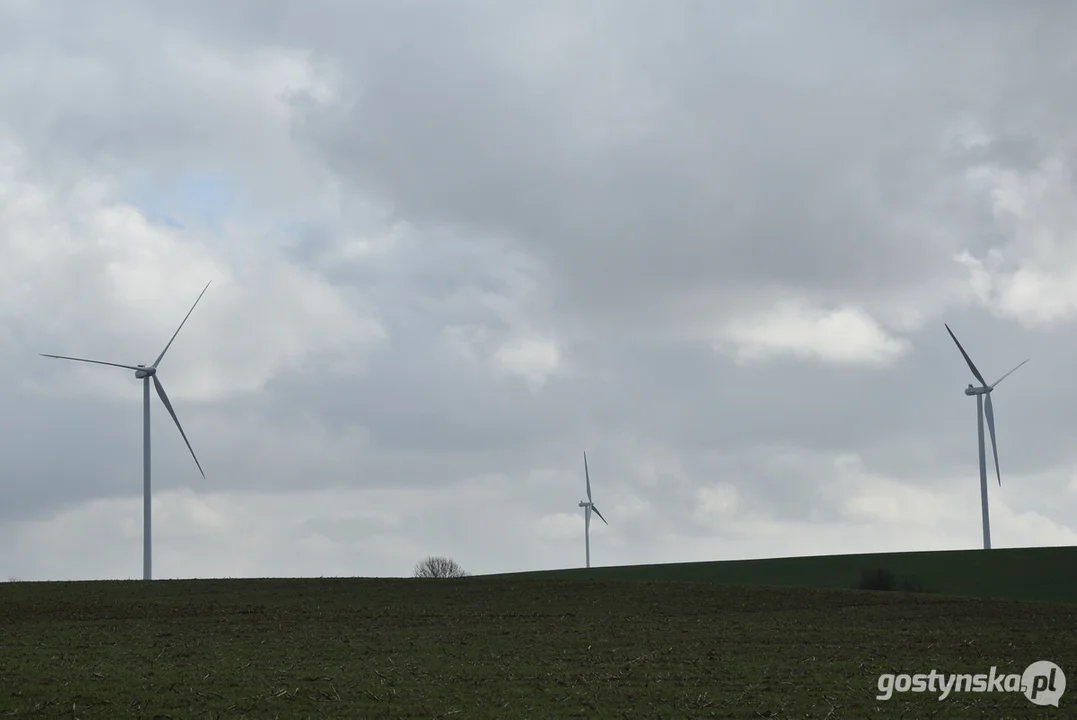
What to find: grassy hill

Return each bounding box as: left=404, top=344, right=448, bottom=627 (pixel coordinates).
left=1, top=575, right=1075, bottom=717
left=495, top=545, right=1077, bottom=604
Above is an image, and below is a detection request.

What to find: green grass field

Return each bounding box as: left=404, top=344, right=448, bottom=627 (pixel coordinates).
left=1, top=547, right=1074, bottom=718
left=504, top=545, right=1077, bottom=604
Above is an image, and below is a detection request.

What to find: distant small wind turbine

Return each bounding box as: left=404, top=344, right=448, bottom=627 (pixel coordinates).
left=41, top=282, right=211, bottom=580
left=578, top=452, right=607, bottom=569
left=944, top=323, right=1028, bottom=551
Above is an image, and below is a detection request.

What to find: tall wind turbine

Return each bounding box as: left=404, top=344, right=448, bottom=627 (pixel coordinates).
left=41, top=282, right=211, bottom=580
left=578, top=452, right=607, bottom=568
left=944, top=323, right=1028, bottom=551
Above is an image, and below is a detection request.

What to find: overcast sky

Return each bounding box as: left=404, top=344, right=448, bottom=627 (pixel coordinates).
left=3, top=1, right=1077, bottom=581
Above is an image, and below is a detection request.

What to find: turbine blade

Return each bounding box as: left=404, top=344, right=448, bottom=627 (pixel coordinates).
left=40, top=354, right=143, bottom=372
left=984, top=393, right=1001, bottom=487
left=991, top=359, right=1029, bottom=388
left=152, top=281, right=211, bottom=369
left=592, top=506, right=608, bottom=525
left=584, top=451, right=592, bottom=502
left=152, top=376, right=205, bottom=478
left=944, top=324, right=988, bottom=387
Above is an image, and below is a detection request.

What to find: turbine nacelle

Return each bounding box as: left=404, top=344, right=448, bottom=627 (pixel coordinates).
left=134, top=364, right=157, bottom=379
left=964, top=384, right=991, bottom=396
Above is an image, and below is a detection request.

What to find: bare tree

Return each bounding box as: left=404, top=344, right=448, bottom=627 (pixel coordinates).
left=413, top=556, right=470, bottom=579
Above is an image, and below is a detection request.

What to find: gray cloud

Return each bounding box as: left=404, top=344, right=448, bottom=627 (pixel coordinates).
left=1, top=1, right=1077, bottom=580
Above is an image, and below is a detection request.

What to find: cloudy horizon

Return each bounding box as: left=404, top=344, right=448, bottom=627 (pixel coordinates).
left=3, top=1, right=1077, bottom=581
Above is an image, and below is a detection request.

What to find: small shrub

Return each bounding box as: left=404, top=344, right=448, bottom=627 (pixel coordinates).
left=858, top=568, right=932, bottom=594
left=859, top=568, right=897, bottom=591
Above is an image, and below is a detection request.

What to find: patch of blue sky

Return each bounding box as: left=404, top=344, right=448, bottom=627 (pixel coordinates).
left=120, top=170, right=242, bottom=230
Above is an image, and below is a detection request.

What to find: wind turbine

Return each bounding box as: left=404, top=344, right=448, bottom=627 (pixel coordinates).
left=578, top=452, right=607, bottom=568
left=944, top=323, right=1028, bottom=551
left=41, top=282, right=211, bottom=580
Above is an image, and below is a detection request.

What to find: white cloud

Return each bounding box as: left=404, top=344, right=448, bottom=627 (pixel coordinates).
left=494, top=335, right=561, bottom=390
left=1, top=147, right=385, bottom=402
left=694, top=483, right=738, bottom=523
left=840, top=477, right=964, bottom=527
left=4, top=442, right=1075, bottom=581
left=716, top=299, right=910, bottom=365
left=957, top=156, right=1077, bottom=326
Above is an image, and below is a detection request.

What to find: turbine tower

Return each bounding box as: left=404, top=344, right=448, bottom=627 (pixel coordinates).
left=578, top=452, right=607, bottom=568
left=41, top=282, right=211, bottom=580
left=944, top=323, right=1027, bottom=551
